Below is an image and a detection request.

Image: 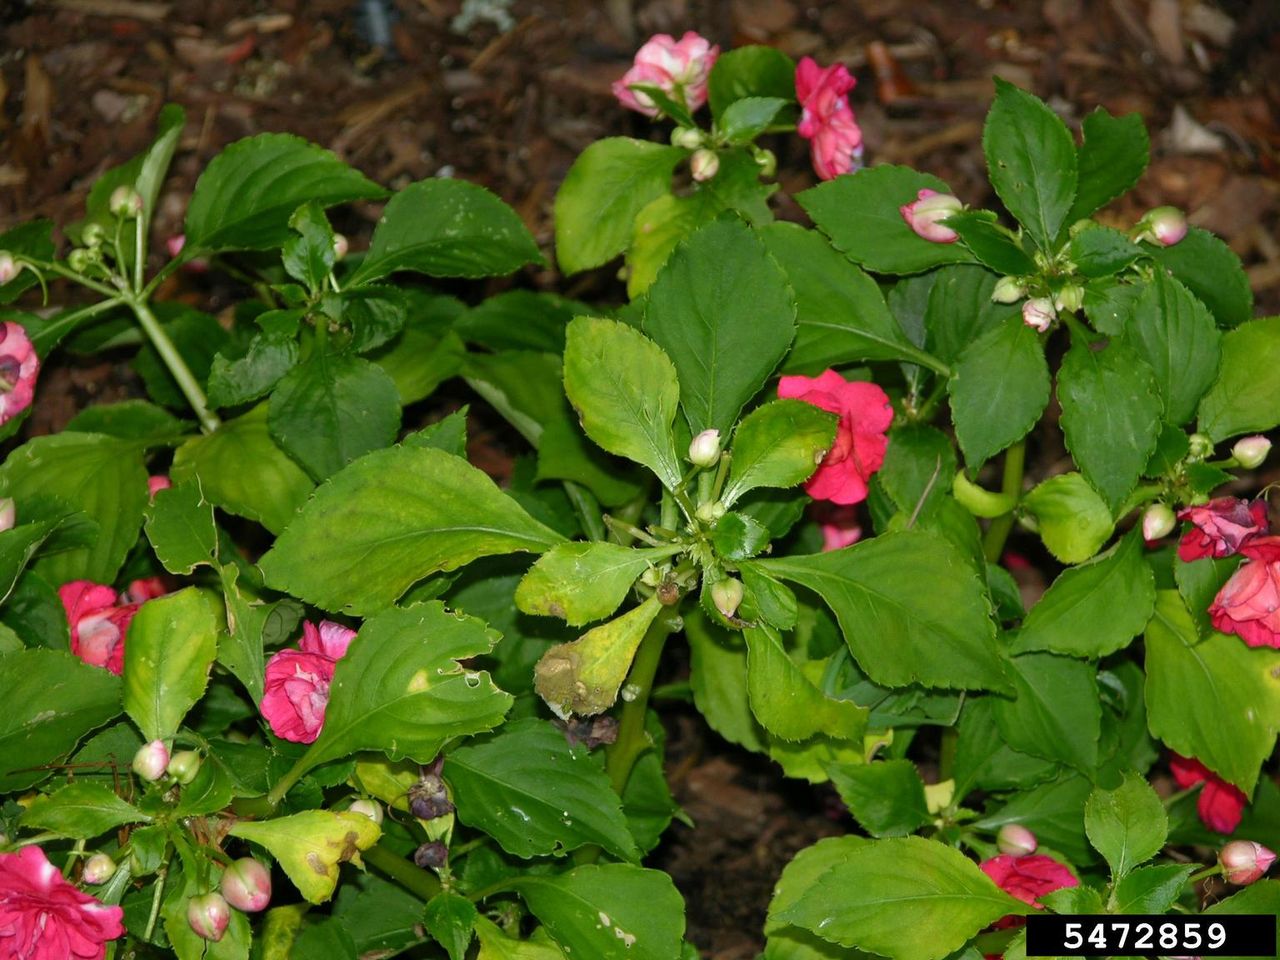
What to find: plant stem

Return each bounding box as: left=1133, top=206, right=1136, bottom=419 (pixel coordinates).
left=133, top=215, right=145, bottom=295
left=364, top=842, right=442, bottom=902
left=143, top=865, right=168, bottom=941
left=604, top=608, right=681, bottom=795
left=981, top=440, right=1026, bottom=563
left=129, top=297, right=221, bottom=433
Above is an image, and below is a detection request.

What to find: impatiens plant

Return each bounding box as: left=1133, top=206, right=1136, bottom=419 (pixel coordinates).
left=2, top=30, right=1280, bottom=960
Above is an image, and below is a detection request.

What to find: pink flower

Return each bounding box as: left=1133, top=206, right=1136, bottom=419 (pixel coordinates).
left=1178, top=498, right=1269, bottom=562
left=260, top=620, right=357, bottom=743
left=612, top=32, right=719, bottom=117
left=1220, top=840, right=1276, bottom=885
left=1208, top=536, right=1280, bottom=649
left=0, top=845, right=124, bottom=959
left=778, top=370, right=892, bottom=505
left=1171, top=753, right=1247, bottom=833
left=979, top=853, right=1077, bottom=928
left=814, top=504, right=862, bottom=551
left=59, top=582, right=141, bottom=676
left=147, top=475, right=172, bottom=499
left=0, top=321, right=40, bottom=427
left=795, top=57, right=864, bottom=180
left=899, top=189, right=963, bottom=243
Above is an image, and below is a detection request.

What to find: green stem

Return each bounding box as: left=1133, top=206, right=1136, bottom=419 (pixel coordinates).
left=981, top=440, right=1027, bottom=563
left=1187, top=863, right=1223, bottom=885
left=129, top=297, right=221, bottom=434
left=143, top=865, right=168, bottom=941
left=264, top=752, right=314, bottom=810
left=23, top=258, right=120, bottom=299
left=133, top=214, right=145, bottom=295
left=363, top=842, right=442, bottom=902
left=604, top=608, right=681, bottom=795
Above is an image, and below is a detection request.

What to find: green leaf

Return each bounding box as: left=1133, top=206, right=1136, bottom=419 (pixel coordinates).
left=1203, top=880, right=1280, bottom=960
left=474, top=918, right=568, bottom=959
left=982, top=78, right=1077, bottom=251
left=761, top=222, right=940, bottom=374
left=184, top=134, right=384, bottom=252
left=0, top=649, right=121, bottom=791
left=644, top=218, right=795, bottom=435
left=370, top=290, right=466, bottom=404
left=1068, top=224, right=1143, bottom=278
left=826, top=760, right=931, bottom=837
left=1144, top=590, right=1280, bottom=793
left=945, top=211, right=1037, bottom=276
left=406, top=409, right=468, bottom=458
left=994, top=652, right=1101, bottom=773
left=207, top=331, right=299, bottom=408
left=65, top=400, right=190, bottom=445
left=134, top=307, right=231, bottom=412
left=924, top=265, right=1019, bottom=365
left=536, top=417, right=646, bottom=508
left=164, top=869, right=252, bottom=960
left=447, top=717, right=638, bottom=861
left=798, top=166, right=974, bottom=275
left=1149, top=226, right=1253, bottom=328
left=269, top=351, right=401, bottom=481
left=1083, top=772, right=1167, bottom=879
left=722, top=399, right=836, bottom=507
left=513, top=863, right=685, bottom=960
left=425, top=892, right=477, bottom=960
left=0, top=223, right=54, bottom=304
left=122, top=588, right=220, bottom=742
left=554, top=138, right=684, bottom=275
left=775, top=836, right=1028, bottom=960
left=708, top=45, right=796, bottom=116
left=975, top=774, right=1095, bottom=865
left=171, top=404, right=314, bottom=535
left=19, top=781, right=147, bottom=838
left=1058, top=337, right=1161, bottom=512
left=1068, top=107, right=1150, bottom=221
left=282, top=201, right=337, bottom=291
left=953, top=697, right=1058, bottom=797
left=296, top=602, right=513, bottom=773
left=562, top=317, right=683, bottom=489
left=686, top=611, right=765, bottom=753
left=516, top=541, right=677, bottom=627
left=1198, top=316, right=1280, bottom=441
left=215, top=566, right=268, bottom=702
left=717, top=96, right=787, bottom=143
left=0, top=518, right=84, bottom=606
left=260, top=446, right=563, bottom=615
left=1109, top=863, right=1193, bottom=914
left=949, top=315, right=1050, bottom=470
left=323, top=286, right=409, bottom=353
left=229, top=810, right=380, bottom=903
left=760, top=530, right=1010, bottom=692
left=1012, top=531, right=1155, bottom=657
left=1123, top=273, right=1221, bottom=426
left=144, top=481, right=218, bottom=575
left=0, top=432, right=148, bottom=586
left=1084, top=279, right=1144, bottom=337
left=744, top=625, right=867, bottom=742
left=1175, top=553, right=1241, bottom=637
left=351, top=179, right=540, bottom=284
left=765, top=836, right=869, bottom=960
left=1021, top=472, right=1114, bottom=564
left=712, top=511, right=770, bottom=560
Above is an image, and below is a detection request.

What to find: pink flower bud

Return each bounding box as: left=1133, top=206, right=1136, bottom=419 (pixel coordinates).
left=1143, top=503, right=1177, bottom=542
left=332, top=233, right=349, bottom=261
left=690, top=149, right=719, bottom=182
left=996, top=823, right=1038, bottom=857
left=1232, top=435, right=1272, bottom=470
left=166, top=750, right=201, bottom=785
left=132, top=740, right=170, bottom=782
left=1022, top=297, right=1056, bottom=333
left=688, top=429, right=721, bottom=467
left=108, top=186, right=143, bottom=219
left=1140, top=206, right=1188, bottom=246
left=348, top=798, right=383, bottom=825
left=899, top=189, right=963, bottom=243
left=147, top=475, right=172, bottom=499
left=711, top=578, right=744, bottom=620
left=220, top=858, right=272, bottom=912
left=187, top=892, right=230, bottom=941
left=991, top=276, right=1026, bottom=304
left=0, top=497, right=14, bottom=533
left=0, top=252, right=21, bottom=286
left=165, top=235, right=186, bottom=258
left=1219, top=840, right=1276, bottom=885
left=81, top=853, right=116, bottom=885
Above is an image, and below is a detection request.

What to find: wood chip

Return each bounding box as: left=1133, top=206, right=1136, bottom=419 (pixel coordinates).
left=1147, top=0, right=1186, bottom=65
left=51, top=0, right=170, bottom=20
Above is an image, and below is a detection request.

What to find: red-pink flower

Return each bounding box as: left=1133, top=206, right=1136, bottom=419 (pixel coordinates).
left=260, top=620, right=357, bottom=743
left=795, top=57, right=864, bottom=180
left=1209, top=536, right=1280, bottom=650
left=59, top=582, right=142, bottom=676
left=0, top=845, right=124, bottom=960
left=1171, top=753, right=1247, bottom=834
left=980, top=853, right=1077, bottom=928
left=814, top=504, right=862, bottom=551
left=899, top=189, right=963, bottom=243
left=147, top=475, right=172, bottom=499
left=778, top=370, right=892, bottom=505
left=1178, top=498, right=1268, bottom=562
left=612, top=32, right=719, bottom=117
left=0, top=321, right=40, bottom=426
left=122, top=577, right=168, bottom=605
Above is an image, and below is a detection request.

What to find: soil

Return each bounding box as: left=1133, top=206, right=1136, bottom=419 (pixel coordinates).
left=3, top=1, right=1280, bottom=956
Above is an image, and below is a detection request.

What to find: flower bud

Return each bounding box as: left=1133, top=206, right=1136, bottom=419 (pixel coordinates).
left=1054, top=283, right=1084, bottom=314
left=991, top=276, right=1026, bottom=304
left=67, top=249, right=95, bottom=274
left=1142, top=503, right=1177, bottom=542
left=1232, top=435, right=1271, bottom=470
left=0, top=497, right=14, bottom=533
left=332, top=233, right=349, bottom=261
left=187, top=892, right=231, bottom=942
left=220, top=857, right=272, bottom=912
left=165, top=235, right=186, bottom=258
left=81, top=223, right=106, bottom=248
left=348, top=798, right=384, bottom=825
left=996, top=823, right=1038, bottom=857
left=0, top=252, right=20, bottom=285
left=670, top=127, right=703, bottom=150
left=711, top=578, right=744, bottom=620
left=1022, top=297, right=1056, bottom=333
left=753, top=147, right=777, bottom=178
left=109, top=186, right=143, bottom=219
left=409, top=772, right=454, bottom=820
left=1188, top=433, right=1214, bottom=460
left=1219, top=840, right=1276, bottom=885
left=688, top=429, right=721, bottom=467
left=690, top=149, right=719, bottom=182
left=132, top=740, right=170, bottom=782
left=1139, top=206, right=1188, bottom=247
left=166, top=750, right=201, bottom=785
left=899, top=189, right=963, bottom=243
left=695, top=499, right=726, bottom=523
left=82, top=853, right=116, bottom=885
left=413, top=840, right=448, bottom=870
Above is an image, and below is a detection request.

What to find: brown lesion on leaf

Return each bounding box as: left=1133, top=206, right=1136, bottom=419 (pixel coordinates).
left=305, top=852, right=330, bottom=876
